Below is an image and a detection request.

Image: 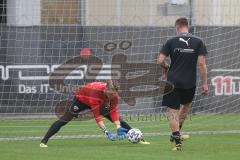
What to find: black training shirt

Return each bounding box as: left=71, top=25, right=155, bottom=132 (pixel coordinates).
left=160, top=32, right=207, bottom=89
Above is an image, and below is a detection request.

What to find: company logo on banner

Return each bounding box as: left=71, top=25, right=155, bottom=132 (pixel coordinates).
left=0, top=53, right=173, bottom=107
left=211, top=69, right=240, bottom=96
left=0, top=64, right=117, bottom=81
left=0, top=64, right=118, bottom=94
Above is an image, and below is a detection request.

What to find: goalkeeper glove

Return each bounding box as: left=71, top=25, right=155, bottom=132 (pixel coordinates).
left=117, top=127, right=128, bottom=140
left=105, top=131, right=118, bottom=141
left=102, top=127, right=118, bottom=141
left=117, top=127, right=128, bottom=135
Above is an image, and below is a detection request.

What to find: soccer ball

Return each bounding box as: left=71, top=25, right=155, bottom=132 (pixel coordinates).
left=127, top=128, right=143, bottom=143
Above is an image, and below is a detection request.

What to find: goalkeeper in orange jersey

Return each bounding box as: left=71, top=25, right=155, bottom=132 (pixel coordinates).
left=40, top=80, right=150, bottom=147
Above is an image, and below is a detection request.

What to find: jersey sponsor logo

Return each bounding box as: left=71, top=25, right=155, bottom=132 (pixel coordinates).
left=73, top=105, right=79, bottom=111
left=179, top=37, right=190, bottom=46
left=174, top=48, right=195, bottom=54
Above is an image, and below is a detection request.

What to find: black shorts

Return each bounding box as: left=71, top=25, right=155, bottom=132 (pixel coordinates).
left=162, top=87, right=196, bottom=110
left=60, top=98, right=127, bottom=127
left=60, top=97, right=115, bottom=122
left=69, top=97, right=91, bottom=117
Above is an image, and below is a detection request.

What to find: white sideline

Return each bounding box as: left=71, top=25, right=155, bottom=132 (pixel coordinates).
left=0, top=130, right=240, bottom=142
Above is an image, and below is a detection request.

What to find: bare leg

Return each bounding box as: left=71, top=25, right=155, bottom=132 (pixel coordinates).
left=168, top=108, right=179, bottom=132
left=179, top=103, right=191, bottom=130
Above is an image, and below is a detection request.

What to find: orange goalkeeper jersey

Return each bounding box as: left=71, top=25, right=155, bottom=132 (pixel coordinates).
left=74, top=82, right=119, bottom=123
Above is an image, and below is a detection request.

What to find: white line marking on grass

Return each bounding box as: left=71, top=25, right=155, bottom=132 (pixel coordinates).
left=0, top=130, right=240, bottom=142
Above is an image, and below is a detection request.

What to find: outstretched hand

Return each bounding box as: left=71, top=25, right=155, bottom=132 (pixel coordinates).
left=105, top=132, right=118, bottom=141
left=117, top=127, right=128, bottom=140
left=117, top=127, right=128, bottom=135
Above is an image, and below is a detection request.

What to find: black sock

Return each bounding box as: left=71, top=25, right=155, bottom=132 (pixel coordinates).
left=120, top=120, right=132, bottom=131
left=41, top=120, right=68, bottom=144
left=172, top=131, right=181, bottom=145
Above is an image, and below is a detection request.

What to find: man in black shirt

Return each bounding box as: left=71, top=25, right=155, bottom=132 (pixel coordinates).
left=158, top=17, right=208, bottom=151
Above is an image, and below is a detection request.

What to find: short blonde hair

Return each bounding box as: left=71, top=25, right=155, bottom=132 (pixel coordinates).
left=106, top=80, right=119, bottom=91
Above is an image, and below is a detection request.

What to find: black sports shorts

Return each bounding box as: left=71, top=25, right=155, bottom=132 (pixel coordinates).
left=69, top=97, right=91, bottom=117
left=60, top=97, right=115, bottom=122
left=162, top=87, right=196, bottom=110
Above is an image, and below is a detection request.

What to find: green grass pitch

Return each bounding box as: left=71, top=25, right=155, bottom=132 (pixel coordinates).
left=0, top=114, right=240, bottom=160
